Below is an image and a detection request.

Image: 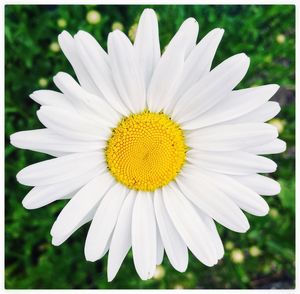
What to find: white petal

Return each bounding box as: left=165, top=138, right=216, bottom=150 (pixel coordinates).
left=176, top=169, right=250, bottom=233
left=186, top=123, right=278, bottom=152
left=52, top=205, right=96, bottom=246
left=165, top=28, right=224, bottom=113
left=182, top=84, right=280, bottom=130
left=107, top=190, right=136, bottom=282
left=84, top=183, right=128, bottom=261
left=147, top=19, right=199, bottom=112
left=132, top=192, right=156, bottom=280
left=163, top=183, right=218, bottom=266
left=22, top=168, right=100, bottom=209
left=73, top=31, right=129, bottom=116
left=60, top=192, right=76, bottom=200
left=196, top=209, right=224, bottom=260
left=37, top=106, right=110, bottom=141
left=147, top=51, right=184, bottom=112
left=188, top=150, right=277, bottom=175
left=165, top=18, right=199, bottom=58
left=10, top=129, right=104, bottom=156
left=53, top=72, right=120, bottom=127
left=246, top=139, right=286, bottom=154
left=232, top=174, right=281, bottom=196
left=227, top=101, right=280, bottom=124
left=29, top=90, right=75, bottom=110
left=196, top=169, right=269, bottom=216
left=147, top=37, right=187, bottom=112
left=108, top=30, right=146, bottom=113
left=58, top=31, right=100, bottom=95
left=17, top=152, right=104, bottom=186
left=156, top=229, right=164, bottom=265
left=171, top=53, right=250, bottom=123
left=50, top=172, right=114, bottom=239
left=134, top=8, right=160, bottom=89
left=154, top=189, right=188, bottom=272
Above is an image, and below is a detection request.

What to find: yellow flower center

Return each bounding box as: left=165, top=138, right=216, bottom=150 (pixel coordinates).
left=105, top=111, right=187, bottom=191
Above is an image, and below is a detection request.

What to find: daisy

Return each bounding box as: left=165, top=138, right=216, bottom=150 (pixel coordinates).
left=10, top=8, right=286, bottom=281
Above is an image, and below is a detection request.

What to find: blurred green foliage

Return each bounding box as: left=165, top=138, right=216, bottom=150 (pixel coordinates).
left=5, top=4, right=295, bottom=289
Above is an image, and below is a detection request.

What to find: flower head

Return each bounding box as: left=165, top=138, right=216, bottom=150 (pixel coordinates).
left=269, top=118, right=286, bottom=134
left=128, top=23, right=138, bottom=41
left=112, top=21, right=124, bottom=31
left=57, top=18, right=67, bottom=28
left=49, top=41, right=60, bottom=53
left=231, top=249, right=245, bottom=263
left=38, top=77, right=48, bottom=87
left=11, top=8, right=285, bottom=281
left=225, top=241, right=234, bottom=250
left=86, top=10, right=101, bottom=25
left=153, top=265, right=165, bottom=280
left=249, top=246, right=261, bottom=257
left=276, top=34, right=286, bottom=44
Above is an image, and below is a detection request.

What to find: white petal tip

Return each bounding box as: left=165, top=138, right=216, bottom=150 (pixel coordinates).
left=58, top=30, right=72, bottom=41
left=85, top=256, right=97, bottom=262
left=241, top=53, right=250, bottom=63
left=84, top=249, right=99, bottom=262
left=282, top=141, right=287, bottom=152
left=213, top=27, right=225, bottom=34
left=73, top=32, right=80, bottom=40
left=203, top=258, right=218, bottom=267
left=185, top=17, right=197, bottom=24
left=21, top=198, right=31, bottom=209
left=108, top=30, right=122, bottom=43
left=139, top=274, right=153, bottom=281
left=174, top=264, right=188, bottom=273
left=277, top=182, right=282, bottom=194
left=49, top=226, right=56, bottom=237
left=29, top=91, right=37, bottom=99
left=261, top=205, right=270, bottom=217
left=272, top=84, right=280, bottom=93
left=143, top=8, right=156, bottom=15
left=53, top=71, right=66, bottom=81
left=218, top=251, right=225, bottom=260
left=252, top=200, right=270, bottom=217
left=240, top=52, right=249, bottom=58
left=230, top=218, right=250, bottom=233
left=52, top=237, right=63, bottom=247
left=36, top=108, right=42, bottom=119
left=135, top=267, right=156, bottom=281
left=22, top=196, right=42, bottom=210
left=218, top=28, right=225, bottom=37
left=111, top=29, right=122, bottom=35
left=107, top=267, right=118, bottom=282
left=52, top=74, right=61, bottom=84
left=59, top=30, right=68, bottom=35
left=76, top=30, right=86, bottom=36
left=237, top=53, right=251, bottom=65
left=9, top=133, right=17, bottom=146
left=16, top=172, right=25, bottom=185
left=73, top=30, right=90, bottom=41
left=50, top=221, right=64, bottom=238
left=271, top=162, right=278, bottom=172
left=240, top=223, right=250, bottom=233
left=22, top=199, right=42, bottom=210
left=266, top=181, right=281, bottom=196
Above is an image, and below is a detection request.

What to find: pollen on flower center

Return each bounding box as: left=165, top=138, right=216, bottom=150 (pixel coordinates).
left=105, top=110, right=187, bottom=191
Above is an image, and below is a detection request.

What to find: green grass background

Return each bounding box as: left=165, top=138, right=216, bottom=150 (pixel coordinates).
left=5, top=4, right=295, bottom=289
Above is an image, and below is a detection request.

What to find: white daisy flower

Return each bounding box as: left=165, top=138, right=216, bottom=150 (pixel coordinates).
left=10, top=8, right=286, bottom=281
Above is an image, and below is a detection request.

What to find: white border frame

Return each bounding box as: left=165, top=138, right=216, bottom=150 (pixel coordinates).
left=1, top=1, right=298, bottom=293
